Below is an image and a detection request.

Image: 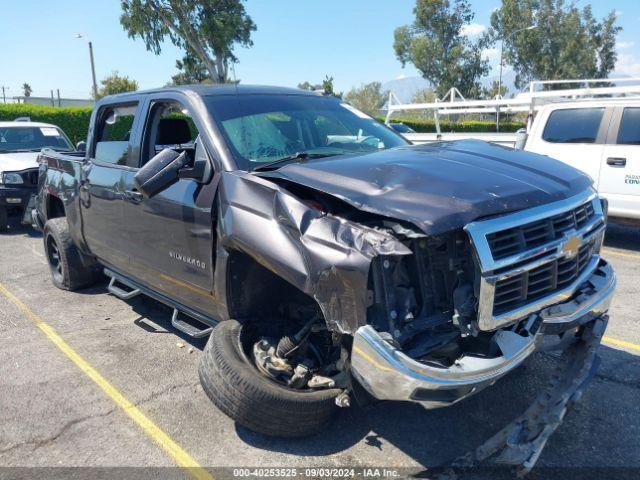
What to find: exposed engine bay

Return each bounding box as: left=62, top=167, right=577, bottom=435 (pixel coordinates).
left=366, top=229, right=482, bottom=365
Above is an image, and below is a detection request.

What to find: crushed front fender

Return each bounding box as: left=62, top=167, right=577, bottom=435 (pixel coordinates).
left=214, top=171, right=411, bottom=333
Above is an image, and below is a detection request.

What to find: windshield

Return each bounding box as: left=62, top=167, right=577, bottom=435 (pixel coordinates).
left=0, top=126, right=74, bottom=153
left=205, top=94, right=409, bottom=171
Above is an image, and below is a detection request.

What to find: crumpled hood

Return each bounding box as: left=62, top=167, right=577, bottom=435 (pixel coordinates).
left=0, top=152, right=40, bottom=173
left=260, top=140, right=593, bottom=235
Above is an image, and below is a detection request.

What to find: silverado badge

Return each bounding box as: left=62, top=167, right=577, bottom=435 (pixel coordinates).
left=169, top=251, right=206, bottom=270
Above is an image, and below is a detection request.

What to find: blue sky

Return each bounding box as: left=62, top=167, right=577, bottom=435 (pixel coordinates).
left=1, top=0, right=639, bottom=99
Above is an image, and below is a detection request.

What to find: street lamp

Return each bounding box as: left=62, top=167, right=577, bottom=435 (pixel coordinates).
left=75, top=33, right=98, bottom=101
left=496, top=25, right=537, bottom=131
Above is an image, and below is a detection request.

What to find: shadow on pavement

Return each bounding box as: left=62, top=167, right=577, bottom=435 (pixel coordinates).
left=605, top=223, right=640, bottom=252
left=1, top=219, right=42, bottom=238
left=236, top=345, right=640, bottom=470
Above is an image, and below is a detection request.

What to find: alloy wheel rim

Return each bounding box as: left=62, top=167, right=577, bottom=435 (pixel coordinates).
left=46, top=236, right=63, bottom=280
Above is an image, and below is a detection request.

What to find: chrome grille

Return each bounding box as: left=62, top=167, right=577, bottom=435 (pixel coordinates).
left=465, top=191, right=606, bottom=331
left=493, top=239, right=595, bottom=314
left=487, top=201, right=595, bottom=260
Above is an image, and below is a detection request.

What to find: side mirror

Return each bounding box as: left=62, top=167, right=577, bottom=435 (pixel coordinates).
left=514, top=128, right=529, bottom=150
left=134, top=149, right=189, bottom=198
left=76, top=141, right=87, bottom=152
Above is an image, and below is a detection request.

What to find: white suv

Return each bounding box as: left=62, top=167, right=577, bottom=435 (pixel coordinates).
left=526, top=100, right=640, bottom=225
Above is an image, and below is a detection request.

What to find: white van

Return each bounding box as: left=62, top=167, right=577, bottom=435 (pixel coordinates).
left=525, top=100, right=640, bottom=225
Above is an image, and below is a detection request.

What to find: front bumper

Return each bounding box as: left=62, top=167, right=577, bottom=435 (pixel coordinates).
left=351, top=259, right=616, bottom=408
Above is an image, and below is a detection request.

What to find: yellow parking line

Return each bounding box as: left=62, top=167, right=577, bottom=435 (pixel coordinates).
left=603, top=336, right=640, bottom=352
left=602, top=248, right=640, bottom=261
left=0, top=282, right=213, bottom=480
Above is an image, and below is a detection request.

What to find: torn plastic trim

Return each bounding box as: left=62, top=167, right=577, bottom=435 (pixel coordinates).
left=449, top=315, right=608, bottom=477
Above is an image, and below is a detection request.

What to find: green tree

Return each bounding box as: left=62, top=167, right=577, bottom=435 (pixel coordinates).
left=344, top=82, right=385, bottom=115
left=95, top=71, right=138, bottom=99
left=394, top=0, right=489, bottom=98
left=170, top=51, right=211, bottom=85
left=481, top=80, right=508, bottom=99
left=489, top=0, right=621, bottom=89
left=298, top=76, right=342, bottom=98
left=297, top=81, right=316, bottom=91
left=411, top=88, right=436, bottom=103
left=120, top=0, right=256, bottom=84
left=22, top=83, right=32, bottom=98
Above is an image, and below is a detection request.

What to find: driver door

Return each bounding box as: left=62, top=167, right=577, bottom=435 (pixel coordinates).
left=120, top=98, right=218, bottom=314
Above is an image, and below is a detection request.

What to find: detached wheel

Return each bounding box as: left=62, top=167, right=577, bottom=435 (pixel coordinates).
left=0, top=207, right=7, bottom=232
left=199, top=319, right=341, bottom=438
left=43, top=218, right=96, bottom=291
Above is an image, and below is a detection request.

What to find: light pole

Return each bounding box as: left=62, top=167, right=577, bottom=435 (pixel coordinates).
left=75, top=34, right=98, bottom=100
left=496, top=25, right=537, bottom=131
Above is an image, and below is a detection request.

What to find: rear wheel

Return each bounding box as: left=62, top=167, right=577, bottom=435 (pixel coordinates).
left=199, top=319, right=342, bottom=438
left=0, top=207, right=7, bottom=232
left=43, top=218, right=97, bottom=291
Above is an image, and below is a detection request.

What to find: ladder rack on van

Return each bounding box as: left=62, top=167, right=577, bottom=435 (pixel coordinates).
left=385, top=77, right=640, bottom=139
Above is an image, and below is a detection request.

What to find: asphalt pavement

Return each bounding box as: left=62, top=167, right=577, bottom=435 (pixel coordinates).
left=0, top=219, right=639, bottom=479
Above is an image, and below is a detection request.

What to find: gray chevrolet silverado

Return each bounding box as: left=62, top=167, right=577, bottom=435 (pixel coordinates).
left=36, top=85, right=616, bottom=473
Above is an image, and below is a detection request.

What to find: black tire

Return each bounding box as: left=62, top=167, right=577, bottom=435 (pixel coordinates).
left=43, top=218, right=97, bottom=291
left=199, top=319, right=341, bottom=438
left=0, top=207, right=7, bottom=232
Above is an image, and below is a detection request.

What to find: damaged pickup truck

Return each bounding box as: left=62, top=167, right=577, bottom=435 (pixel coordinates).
left=36, top=85, right=616, bottom=473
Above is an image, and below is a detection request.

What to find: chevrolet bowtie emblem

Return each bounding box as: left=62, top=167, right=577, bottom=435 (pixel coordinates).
left=561, top=234, right=581, bottom=257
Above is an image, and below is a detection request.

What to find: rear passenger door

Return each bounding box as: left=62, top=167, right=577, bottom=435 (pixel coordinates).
left=528, top=106, right=612, bottom=184
left=598, top=106, right=640, bottom=220
left=82, top=102, right=142, bottom=271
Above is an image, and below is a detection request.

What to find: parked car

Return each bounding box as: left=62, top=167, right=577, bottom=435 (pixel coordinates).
left=36, top=86, right=615, bottom=472
left=388, top=122, right=415, bottom=134
left=525, top=100, right=640, bottom=226
left=0, top=119, right=75, bottom=231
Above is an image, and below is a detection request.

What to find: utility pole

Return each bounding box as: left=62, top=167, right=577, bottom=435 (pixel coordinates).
left=1, top=86, right=6, bottom=104
left=75, top=34, right=98, bottom=100
left=88, top=41, right=98, bottom=100
left=57, top=89, right=61, bottom=107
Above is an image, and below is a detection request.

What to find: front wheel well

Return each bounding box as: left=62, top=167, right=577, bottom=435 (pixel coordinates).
left=46, top=195, right=65, bottom=219
left=226, top=250, right=324, bottom=333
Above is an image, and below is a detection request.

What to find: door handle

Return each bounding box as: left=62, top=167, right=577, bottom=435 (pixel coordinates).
left=124, top=190, right=144, bottom=204
left=607, top=157, right=626, bottom=167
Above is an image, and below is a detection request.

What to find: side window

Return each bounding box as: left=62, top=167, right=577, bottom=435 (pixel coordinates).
left=142, top=100, right=200, bottom=166
left=542, top=108, right=604, bottom=144
left=617, top=108, right=640, bottom=145
left=94, top=103, right=138, bottom=165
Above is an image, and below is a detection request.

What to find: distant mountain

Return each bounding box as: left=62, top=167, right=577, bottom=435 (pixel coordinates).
left=381, top=76, right=432, bottom=103
left=381, top=72, right=519, bottom=103
left=381, top=72, right=638, bottom=107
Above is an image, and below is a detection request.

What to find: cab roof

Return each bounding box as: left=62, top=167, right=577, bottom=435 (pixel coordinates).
left=0, top=121, right=61, bottom=128
left=102, top=84, right=323, bottom=102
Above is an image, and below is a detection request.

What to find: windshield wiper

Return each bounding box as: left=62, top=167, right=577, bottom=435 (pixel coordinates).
left=252, top=152, right=338, bottom=172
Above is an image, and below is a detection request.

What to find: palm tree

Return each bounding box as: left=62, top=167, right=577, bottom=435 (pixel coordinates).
left=22, top=83, right=33, bottom=97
